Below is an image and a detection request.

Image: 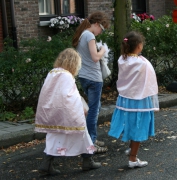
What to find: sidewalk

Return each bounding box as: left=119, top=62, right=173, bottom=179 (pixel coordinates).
left=0, top=93, right=177, bottom=149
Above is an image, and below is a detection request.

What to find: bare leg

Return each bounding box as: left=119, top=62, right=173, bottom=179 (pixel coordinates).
left=129, top=140, right=140, bottom=162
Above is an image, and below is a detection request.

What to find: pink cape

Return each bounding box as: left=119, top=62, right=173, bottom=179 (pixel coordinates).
left=35, top=68, right=86, bottom=134
left=117, top=55, right=158, bottom=100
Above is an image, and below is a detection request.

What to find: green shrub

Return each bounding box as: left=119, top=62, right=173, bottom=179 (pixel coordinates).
left=131, top=15, right=177, bottom=86
left=0, top=32, right=73, bottom=114
left=96, top=25, right=115, bottom=51
left=20, top=107, right=34, bottom=120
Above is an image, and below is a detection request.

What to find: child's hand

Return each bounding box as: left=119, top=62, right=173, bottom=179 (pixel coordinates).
left=81, top=96, right=89, bottom=117
left=84, top=109, right=88, bottom=117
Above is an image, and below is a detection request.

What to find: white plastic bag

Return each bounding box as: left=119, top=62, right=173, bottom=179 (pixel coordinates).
left=100, top=58, right=111, bottom=79
left=97, top=41, right=111, bottom=79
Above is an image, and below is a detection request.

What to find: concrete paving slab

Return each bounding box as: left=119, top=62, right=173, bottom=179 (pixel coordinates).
left=0, top=122, right=18, bottom=128
left=0, top=130, right=11, bottom=135
left=158, top=94, right=177, bottom=108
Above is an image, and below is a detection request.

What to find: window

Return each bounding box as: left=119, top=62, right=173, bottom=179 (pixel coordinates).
left=61, top=0, right=76, bottom=14
left=131, top=0, right=146, bottom=14
left=39, top=0, right=55, bottom=15
left=38, top=0, right=84, bottom=21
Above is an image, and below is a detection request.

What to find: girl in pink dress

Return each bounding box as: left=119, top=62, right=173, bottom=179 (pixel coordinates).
left=35, top=48, right=99, bottom=176
left=108, top=31, right=159, bottom=168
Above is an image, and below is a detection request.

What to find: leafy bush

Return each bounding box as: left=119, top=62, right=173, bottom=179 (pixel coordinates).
left=96, top=25, right=114, bottom=51
left=131, top=15, right=177, bottom=86
left=20, top=107, right=34, bottom=120
left=0, top=32, right=73, bottom=114
left=0, top=23, right=116, bottom=121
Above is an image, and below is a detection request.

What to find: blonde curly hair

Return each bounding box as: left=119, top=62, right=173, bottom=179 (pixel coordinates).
left=53, top=48, right=81, bottom=76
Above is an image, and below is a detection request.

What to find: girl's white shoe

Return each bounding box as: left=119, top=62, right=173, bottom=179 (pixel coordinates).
left=128, top=158, right=148, bottom=168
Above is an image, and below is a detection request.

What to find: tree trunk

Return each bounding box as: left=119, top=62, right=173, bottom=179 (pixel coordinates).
left=112, top=0, right=131, bottom=84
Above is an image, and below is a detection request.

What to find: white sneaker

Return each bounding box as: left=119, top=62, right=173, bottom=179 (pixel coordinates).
left=128, top=158, right=148, bottom=168
left=125, top=148, right=131, bottom=156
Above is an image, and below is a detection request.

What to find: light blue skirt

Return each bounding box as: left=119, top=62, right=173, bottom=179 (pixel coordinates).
left=108, top=96, right=155, bottom=142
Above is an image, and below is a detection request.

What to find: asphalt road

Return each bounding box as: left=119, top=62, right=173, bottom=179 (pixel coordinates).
left=1, top=106, right=177, bottom=180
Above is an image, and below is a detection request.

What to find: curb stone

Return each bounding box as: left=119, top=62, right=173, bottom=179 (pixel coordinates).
left=0, top=94, right=177, bottom=148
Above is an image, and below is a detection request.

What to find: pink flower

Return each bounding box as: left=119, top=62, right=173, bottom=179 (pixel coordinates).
left=150, top=15, right=155, bottom=20
left=87, top=145, right=96, bottom=153
left=137, top=13, right=154, bottom=22
left=57, top=148, right=66, bottom=155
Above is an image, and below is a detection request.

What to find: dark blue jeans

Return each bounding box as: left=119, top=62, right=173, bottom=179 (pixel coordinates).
left=79, top=77, right=103, bottom=144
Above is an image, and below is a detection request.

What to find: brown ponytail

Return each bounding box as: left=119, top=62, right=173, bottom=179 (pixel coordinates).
left=72, top=19, right=91, bottom=48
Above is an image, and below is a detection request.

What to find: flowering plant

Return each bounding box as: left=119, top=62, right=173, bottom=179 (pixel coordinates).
left=49, top=15, right=84, bottom=29
left=132, top=13, right=154, bottom=23
left=67, top=16, right=84, bottom=26
left=50, top=16, right=70, bottom=29
left=132, top=13, right=141, bottom=22
left=137, top=13, right=155, bottom=22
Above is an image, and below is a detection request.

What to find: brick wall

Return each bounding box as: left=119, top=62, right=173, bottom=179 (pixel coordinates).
left=0, top=4, right=3, bottom=52
left=14, top=0, right=39, bottom=42
left=165, top=0, right=175, bottom=15
left=148, top=0, right=165, bottom=19
left=86, top=0, right=113, bottom=18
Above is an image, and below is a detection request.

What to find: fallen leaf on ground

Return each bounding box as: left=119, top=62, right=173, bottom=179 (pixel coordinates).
left=104, top=121, right=110, bottom=126
left=1, top=139, right=45, bottom=153
left=102, top=162, right=108, bottom=166
left=36, top=158, right=42, bottom=160
left=118, top=169, right=124, bottom=171
left=9, top=170, right=14, bottom=172
left=112, top=140, right=117, bottom=143
left=31, top=170, right=38, bottom=172
left=167, top=136, right=177, bottom=139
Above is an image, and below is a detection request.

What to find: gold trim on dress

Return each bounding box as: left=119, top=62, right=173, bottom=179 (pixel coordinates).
left=35, top=124, right=85, bottom=131
left=49, top=69, right=74, bottom=79
left=49, top=69, right=70, bottom=74
left=128, top=53, right=138, bottom=57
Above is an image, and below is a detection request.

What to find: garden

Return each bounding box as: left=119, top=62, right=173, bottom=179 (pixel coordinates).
left=0, top=14, right=177, bottom=122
